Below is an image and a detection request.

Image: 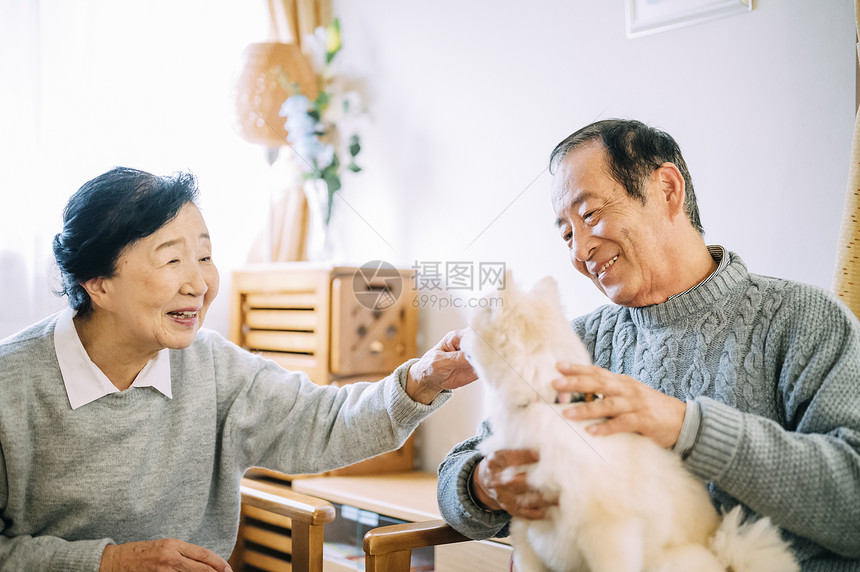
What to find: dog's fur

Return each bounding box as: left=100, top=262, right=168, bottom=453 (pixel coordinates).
left=462, top=275, right=799, bottom=572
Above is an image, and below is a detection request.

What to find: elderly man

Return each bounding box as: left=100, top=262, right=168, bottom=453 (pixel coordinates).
left=437, top=119, right=860, bottom=570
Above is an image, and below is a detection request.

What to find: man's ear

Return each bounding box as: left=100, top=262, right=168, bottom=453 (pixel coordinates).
left=655, top=162, right=686, bottom=218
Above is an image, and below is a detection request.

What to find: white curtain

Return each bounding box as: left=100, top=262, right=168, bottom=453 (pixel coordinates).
left=0, top=0, right=276, bottom=338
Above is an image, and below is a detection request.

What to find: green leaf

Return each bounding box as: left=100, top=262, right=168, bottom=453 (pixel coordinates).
left=349, top=135, right=361, bottom=157
left=326, top=18, right=342, bottom=64
left=315, top=91, right=329, bottom=110
left=324, top=172, right=341, bottom=194
left=348, top=163, right=362, bottom=173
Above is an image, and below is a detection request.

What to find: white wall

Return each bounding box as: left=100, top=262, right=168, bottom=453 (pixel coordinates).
left=315, top=0, right=856, bottom=471
left=3, top=1, right=853, bottom=473
left=0, top=0, right=273, bottom=339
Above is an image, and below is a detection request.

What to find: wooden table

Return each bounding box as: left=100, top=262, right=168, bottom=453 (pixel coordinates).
left=292, top=471, right=512, bottom=572
left=292, top=471, right=441, bottom=522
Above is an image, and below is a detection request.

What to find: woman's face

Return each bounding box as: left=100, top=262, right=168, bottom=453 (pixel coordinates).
left=94, top=202, right=220, bottom=355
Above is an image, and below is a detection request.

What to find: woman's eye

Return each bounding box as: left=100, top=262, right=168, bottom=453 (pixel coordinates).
left=168, top=258, right=180, bottom=264
left=200, top=256, right=211, bottom=263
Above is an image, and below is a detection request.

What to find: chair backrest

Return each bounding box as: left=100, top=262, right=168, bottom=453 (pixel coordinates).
left=231, top=478, right=336, bottom=572
left=362, top=519, right=470, bottom=572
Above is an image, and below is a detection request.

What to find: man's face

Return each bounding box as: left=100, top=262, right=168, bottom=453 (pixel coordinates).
left=552, top=143, right=674, bottom=307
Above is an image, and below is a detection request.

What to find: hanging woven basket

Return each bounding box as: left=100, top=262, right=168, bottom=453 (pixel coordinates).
left=233, top=42, right=318, bottom=148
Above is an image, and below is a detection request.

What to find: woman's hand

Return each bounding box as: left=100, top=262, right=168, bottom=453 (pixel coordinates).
left=406, top=329, right=478, bottom=404
left=553, top=362, right=686, bottom=449
left=100, top=539, right=232, bottom=571
left=471, top=449, right=557, bottom=520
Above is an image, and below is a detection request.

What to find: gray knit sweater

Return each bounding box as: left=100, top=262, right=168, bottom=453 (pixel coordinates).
left=0, top=314, right=449, bottom=571
left=437, top=251, right=860, bottom=571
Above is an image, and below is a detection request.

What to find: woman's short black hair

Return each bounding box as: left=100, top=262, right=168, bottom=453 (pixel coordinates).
left=52, top=167, right=199, bottom=316
left=549, top=119, right=703, bottom=235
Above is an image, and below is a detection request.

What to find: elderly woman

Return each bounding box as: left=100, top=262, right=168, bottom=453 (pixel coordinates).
left=0, top=167, right=476, bottom=571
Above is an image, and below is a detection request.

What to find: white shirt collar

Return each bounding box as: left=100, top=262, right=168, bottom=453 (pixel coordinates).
left=666, top=244, right=728, bottom=301
left=54, top=308, right=172, bottom=410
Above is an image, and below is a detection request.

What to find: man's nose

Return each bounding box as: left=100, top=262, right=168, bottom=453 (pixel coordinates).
left=572, top=226, right=594, bottom=262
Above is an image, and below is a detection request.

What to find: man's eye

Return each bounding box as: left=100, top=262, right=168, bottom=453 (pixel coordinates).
left=562, top=231, right=572, bottom=242
left=200, top=256, right=211, bottom=263
left=583, top=211, right=597, bottom=224
left=168, top=259, right=180, bottom=264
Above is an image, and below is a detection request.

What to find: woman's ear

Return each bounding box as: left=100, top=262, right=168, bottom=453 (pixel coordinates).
left=80, top=276, right=109, bottom=308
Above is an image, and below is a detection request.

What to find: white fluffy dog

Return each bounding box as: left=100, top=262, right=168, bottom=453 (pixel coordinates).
left=462, top=275, right=799, bottom=572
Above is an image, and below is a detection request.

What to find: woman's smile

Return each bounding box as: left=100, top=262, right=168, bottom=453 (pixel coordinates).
left=167, top=307, right=201, bottom=328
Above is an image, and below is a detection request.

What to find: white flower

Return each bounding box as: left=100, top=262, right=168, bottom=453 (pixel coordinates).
left=303, top=26, right=328, bottom=76
left=278, top=18, right=361, bottom=194
left=279, top=94, right=309, bottom=117
left=316, top=143, right=335, bottom=169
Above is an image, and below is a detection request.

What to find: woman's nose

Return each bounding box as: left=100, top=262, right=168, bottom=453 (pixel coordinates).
left=181, top=263, right=208, bottom=296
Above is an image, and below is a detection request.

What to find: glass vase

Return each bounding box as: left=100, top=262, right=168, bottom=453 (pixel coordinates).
left=303, top=178, right=338, bottom=262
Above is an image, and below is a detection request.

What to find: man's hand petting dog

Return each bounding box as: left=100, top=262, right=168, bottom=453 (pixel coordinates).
left=471, top=449, right=558, bottom=520
left=553, top=362, right=686, bottom=449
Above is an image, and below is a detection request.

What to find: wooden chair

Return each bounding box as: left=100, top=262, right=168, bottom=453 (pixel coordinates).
left=231, top=477, right=336, bottom=572
left=362, top=518, right=471, bottom=572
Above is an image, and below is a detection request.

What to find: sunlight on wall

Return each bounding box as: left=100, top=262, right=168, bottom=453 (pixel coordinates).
left=0, top=0, right=276, bottom=337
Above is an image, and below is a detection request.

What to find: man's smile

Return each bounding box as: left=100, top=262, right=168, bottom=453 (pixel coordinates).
left=596, top=255, right=618, bottom=278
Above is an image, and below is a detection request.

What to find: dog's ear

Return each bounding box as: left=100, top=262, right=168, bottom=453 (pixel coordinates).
left=500, top=270, right=516, bottom=298
left=482, top=270, right=514, bottom=311
left=532, top=276, right=560, bottom=299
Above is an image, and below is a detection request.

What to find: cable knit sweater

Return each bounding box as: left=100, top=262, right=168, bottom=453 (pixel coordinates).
left=0, top=314, right=449, bottom=571
left=437, top=250, right=860, bottom=571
